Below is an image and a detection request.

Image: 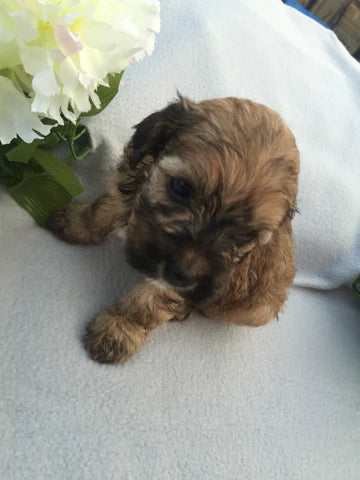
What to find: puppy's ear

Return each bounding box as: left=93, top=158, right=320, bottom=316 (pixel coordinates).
left=253, top=198, right=298, bottom=245
left=251, top=192, right=290, bottom=245
left=258, top=229, right=273, bottom=245
left=129, top=94, right=201, bottom=169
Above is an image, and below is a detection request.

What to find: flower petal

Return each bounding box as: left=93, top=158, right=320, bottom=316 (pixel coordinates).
left=81, top=21, right=115, bottom=50
left=0, top=9, right=14, bottom=43
left=79, top=72, right=92, bottom=88
left=31, top=93, right=50, bottom=116
left=48, top=96, right=65, bottom=124
left=48, top=48, right=66, bottom=63
left=54, top=24, right=83, bottom=57
left=79, top=47, right=109, bottom=80
left=0, top=41, right=21, bottom=68
left=11, top=7, right=39, bottom=43
left=89, top=90, right=101, bottom=109
left=1, top=0, right=161, bottom=124
left=60, top=96, right=78, bottom=123
left=0, top=76, right=51, bottom=144
left=58, top=57, right=79, bottom=88
left=58, top=12, right=81, bottom=26
left=71, top=86, right=92, bottom=112
left=62, top=0, right=83, bottom=8
left=20, top=46, right=50, bottom=75
left=32, top=68, right=60, bottom=97
left=113, top=18, right=140, bottom=38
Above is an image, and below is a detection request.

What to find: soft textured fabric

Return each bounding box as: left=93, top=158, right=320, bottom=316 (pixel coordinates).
left=1, top=216, right=360, bottom=479
left=1, top=1, right=360, bottom=479
left=84, top=0, right=360, bottom=289
left=282, top=0, right=330, bottom=28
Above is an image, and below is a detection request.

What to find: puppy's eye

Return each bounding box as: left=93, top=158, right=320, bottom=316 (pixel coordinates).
left=237, top=231, right=256, bottom=246
left=169, top=178, right=192, bottom=200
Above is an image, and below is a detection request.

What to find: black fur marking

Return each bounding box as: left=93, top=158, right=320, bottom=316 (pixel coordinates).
left=129, top=96, right=206, bottom=169
left=184, top=277, right=214, bottom=306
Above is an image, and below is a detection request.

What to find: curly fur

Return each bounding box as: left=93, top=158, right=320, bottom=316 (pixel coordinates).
left=48, top=95, right=300, bottom=364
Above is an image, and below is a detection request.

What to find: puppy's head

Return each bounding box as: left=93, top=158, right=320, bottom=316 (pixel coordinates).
left=122, top=96, right=299, bottom=305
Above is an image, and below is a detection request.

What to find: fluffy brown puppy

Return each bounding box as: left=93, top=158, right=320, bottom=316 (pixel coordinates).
left=47, top=96, right=300, bottom=364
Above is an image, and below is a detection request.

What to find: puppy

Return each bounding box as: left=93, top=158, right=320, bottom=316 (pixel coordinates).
left=47, top=96, right=300, bottom=364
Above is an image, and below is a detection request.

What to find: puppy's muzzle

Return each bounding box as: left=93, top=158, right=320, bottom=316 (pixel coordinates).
left=163, top=259, right=196, bottom=288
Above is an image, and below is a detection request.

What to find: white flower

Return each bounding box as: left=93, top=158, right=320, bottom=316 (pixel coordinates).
left=0, top=0, right=160, bottom=144
left=0, top=75, right=52, bottom=144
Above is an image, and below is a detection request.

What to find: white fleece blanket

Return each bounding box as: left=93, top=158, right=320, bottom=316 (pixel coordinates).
left=1, top=1, right=360, bottom=479
left=83, top=0, right=360, bottom=290
left=1, top=243, right=360, bottom=480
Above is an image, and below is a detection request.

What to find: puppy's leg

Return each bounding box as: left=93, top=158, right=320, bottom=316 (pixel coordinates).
left=84, top=281, right=191, bottom=364
left=47, top=190, right=124, bottom=245
left=169, top=311, right=192, bottom=322
left=201, top=303, right=274, bottom=327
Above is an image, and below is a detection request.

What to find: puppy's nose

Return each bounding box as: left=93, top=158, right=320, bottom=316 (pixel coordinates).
left=164, top=259, right=194, bottom=287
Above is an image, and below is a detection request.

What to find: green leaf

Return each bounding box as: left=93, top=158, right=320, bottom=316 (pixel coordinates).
left=353, top=276, right=360, bottom=298
left=0, top=155, right=23, bottom=186
left=32, top=148, right=83, bottom=197
left=7, top=171, right=73, bottom=228
left=6, top=139, right=39, bottom=163
left=41, top=132, right=60, bottom=151
left=81, top=71, right=123, bottom=117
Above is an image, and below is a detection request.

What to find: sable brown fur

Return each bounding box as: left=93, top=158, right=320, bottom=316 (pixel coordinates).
left=48, top=96, right=300, bottom=363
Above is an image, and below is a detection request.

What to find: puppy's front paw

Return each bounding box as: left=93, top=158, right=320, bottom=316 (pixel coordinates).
left=169, top=311, right=192, bottom=322
left=47, top=207, right=72, bottom=241
left=47, top=204, right=93, bottom=245
left=83, top=310, right=147, bottom=364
